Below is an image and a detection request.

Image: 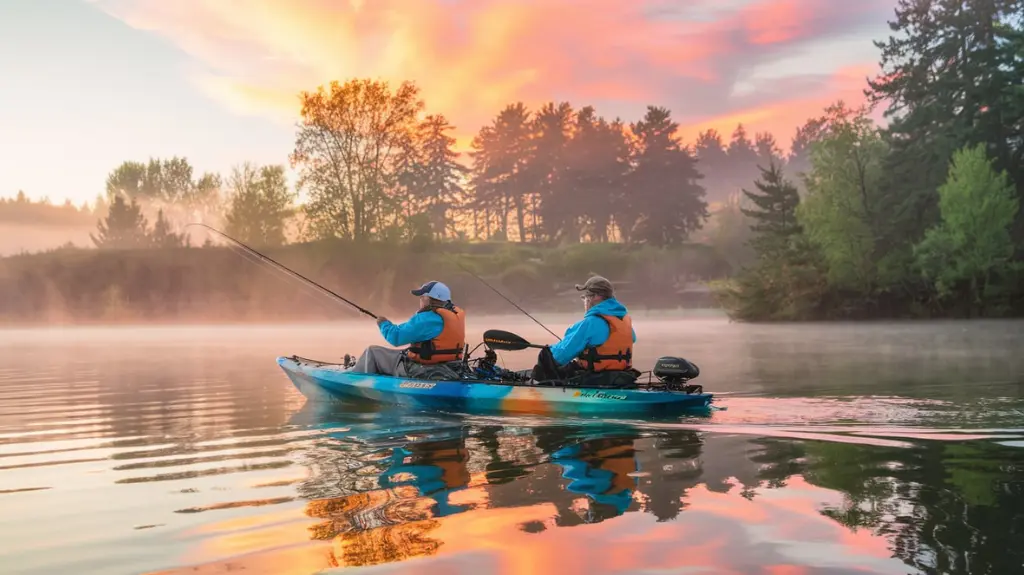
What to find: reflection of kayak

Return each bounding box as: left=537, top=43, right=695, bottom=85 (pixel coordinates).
left=277, top=355, right=713, bottom=416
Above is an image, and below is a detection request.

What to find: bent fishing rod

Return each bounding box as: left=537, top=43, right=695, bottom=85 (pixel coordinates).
left=453, top=260, right=562, bottom=342
left=185, top=223, right=377, bottom=319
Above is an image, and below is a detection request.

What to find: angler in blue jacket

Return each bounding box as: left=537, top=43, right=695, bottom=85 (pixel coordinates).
left=532, top=276, right=636, bottom=381
left=351, top=281, right=466, bottom=375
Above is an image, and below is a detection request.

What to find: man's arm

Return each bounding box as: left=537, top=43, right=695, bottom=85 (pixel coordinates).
left=378, top=312, right=444, bottom=347
left=548, top=316, right=608, bottom=366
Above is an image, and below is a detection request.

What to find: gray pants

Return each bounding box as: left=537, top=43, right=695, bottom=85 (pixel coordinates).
left=351, top=345, right=408, bottom=376
left=350, top=345, right=464, bottom=380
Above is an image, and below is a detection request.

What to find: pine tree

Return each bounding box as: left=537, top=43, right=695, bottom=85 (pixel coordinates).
left=90, top=195, right=150, bottom=249
left=740, top=161, right=801, bottom=257
left=149, top=208, right=187, bottom=248
left=628, top=106, right=708, bottom=246
left=405, top=114, right=468, bottom=239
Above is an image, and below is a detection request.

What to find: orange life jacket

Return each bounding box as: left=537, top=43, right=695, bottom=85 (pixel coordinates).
left=584, top=440, right=637, bottom=494
left=577, top=314, right=633, bottom=371
left=406, top=305, right=466, bottom=365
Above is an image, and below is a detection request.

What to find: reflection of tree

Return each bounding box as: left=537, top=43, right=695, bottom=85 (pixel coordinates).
left=637, top=431, right=703, bottom=521
left=329, top=519, right=442, bottom=568
left=748, top=438, right=809, bottom=489
left=290, top=409, right=1024, bottom=575
left=799, top=440, right=1024, bottom=575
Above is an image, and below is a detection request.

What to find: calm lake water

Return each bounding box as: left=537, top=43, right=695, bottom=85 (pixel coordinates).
left=2, top=314, right=1023, bottom=575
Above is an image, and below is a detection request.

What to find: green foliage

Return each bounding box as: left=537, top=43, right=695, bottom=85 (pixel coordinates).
left=712, top=164, right=830, bottom=321
left=740, top=161, right=801, bottom=257
left=713, top=0, right=1024, bottom=321
left=867, top=0, right=1024, bottom=242
left=10, top=0, right=1024, bottom=322
left=224, top=163, right=296, bottom=247
left=796, top=103, right=890, bottom=294
left=913, top=143, right=1020, bottom=314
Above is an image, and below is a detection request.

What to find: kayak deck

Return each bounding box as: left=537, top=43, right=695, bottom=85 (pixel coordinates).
left=277, top=355, right=713, bottom=416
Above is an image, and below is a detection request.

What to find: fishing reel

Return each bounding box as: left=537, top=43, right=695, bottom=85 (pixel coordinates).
left=471, top=348, right=502, bottom=379
left=652, top=356, right=702, bottom=393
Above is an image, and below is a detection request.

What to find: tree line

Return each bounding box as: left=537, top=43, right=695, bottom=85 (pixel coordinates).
left=0, top=191, right=98, bottom=227
left=8, top=0, right=1022, bottom=321
left=715, top=0, right=1024, bottom=319
left=78, top=99, right=806, bottom=250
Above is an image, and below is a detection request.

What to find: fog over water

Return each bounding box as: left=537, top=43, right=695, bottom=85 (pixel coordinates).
left=2, top=316, right=1023, bottom=574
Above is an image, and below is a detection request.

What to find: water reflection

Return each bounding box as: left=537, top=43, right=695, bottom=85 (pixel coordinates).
left=3, top=323, right=1024, bottom=575
left=184, top=402, right=1019, bottom=575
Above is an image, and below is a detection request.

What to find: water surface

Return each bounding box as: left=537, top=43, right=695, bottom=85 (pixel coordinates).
left=1, top=316, right=1023, bottom=574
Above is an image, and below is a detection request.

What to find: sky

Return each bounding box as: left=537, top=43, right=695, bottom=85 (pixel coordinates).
left=0, top=0, right=898, bottom=206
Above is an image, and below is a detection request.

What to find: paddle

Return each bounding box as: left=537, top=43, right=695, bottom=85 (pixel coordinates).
left=482, top=329, right=548, bottom=351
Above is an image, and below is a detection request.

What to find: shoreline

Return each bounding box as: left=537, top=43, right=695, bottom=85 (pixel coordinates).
left=5, top=312, right=1024, bottom=332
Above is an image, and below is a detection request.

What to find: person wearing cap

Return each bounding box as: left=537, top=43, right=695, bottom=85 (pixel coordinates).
left=350, top=280, right=466, bottom=376
left=531, top=275, right=636, bottom=382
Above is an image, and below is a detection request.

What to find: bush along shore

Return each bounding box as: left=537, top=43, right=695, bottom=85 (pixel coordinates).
left=0, top=241, right=726, bottom=325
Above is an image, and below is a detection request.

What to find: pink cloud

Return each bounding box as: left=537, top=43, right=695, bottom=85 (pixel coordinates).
left=91, top=0, right=895, bottom=150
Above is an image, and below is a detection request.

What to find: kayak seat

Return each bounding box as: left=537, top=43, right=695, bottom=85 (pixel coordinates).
left=533, top=369, right=639, bottom=389
left=403, top=360, right=472, bottom=381
left=577, top=369, right=640, bottom=389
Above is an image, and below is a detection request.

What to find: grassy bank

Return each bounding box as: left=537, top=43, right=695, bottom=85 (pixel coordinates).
left=0, top=240, right=728, bottom=325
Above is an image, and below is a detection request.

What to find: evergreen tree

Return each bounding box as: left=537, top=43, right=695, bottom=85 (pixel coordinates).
left=866, top=0, right=1024, bottom=242
left=403, top=114, right=468, bottom=239
left=90, top=195, right=149, bottom=249
left=628, top=106, right=708, bottom=246
left=694, top=129, right=730, bottom=204
left=529, top=102, right=574, bottom=242
left=150, top=208, right=188, bottom=248
left=740, top=161, right=801, bottom=256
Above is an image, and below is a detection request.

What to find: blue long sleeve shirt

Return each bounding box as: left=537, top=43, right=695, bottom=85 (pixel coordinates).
left=548, top=298, right=637, bottom=366
left=378, top=310, right=444, bottom=347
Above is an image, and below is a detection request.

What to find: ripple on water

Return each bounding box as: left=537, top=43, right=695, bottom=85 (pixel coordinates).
left=1, top=321, right=1024, bottom=575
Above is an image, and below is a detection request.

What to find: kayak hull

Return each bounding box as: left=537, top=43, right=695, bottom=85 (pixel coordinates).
left=277, top=356, right=713, bottom=416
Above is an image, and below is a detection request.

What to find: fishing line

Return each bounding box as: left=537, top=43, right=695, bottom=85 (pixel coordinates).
left=219, top=239, right=356, bottom=315
left=453, top=259, right=562, bottom=341
left=185, top=223, right=377, bottom=319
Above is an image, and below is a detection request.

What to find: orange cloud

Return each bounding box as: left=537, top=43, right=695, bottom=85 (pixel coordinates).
left=92, top=0, right=894, bottom=153
left=679, top=64, right=883, bottom=144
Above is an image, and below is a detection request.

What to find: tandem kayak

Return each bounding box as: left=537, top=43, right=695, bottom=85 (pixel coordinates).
left=277, top=355, right=714, bottom=416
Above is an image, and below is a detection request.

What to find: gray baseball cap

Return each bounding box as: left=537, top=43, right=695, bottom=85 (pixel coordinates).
left=575, top=275, right=614, bottom=298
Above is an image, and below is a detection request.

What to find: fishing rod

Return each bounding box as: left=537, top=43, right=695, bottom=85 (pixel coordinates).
left=453, top=260, right=561, bottom=342
left=185, top=223, right=378, bottom=319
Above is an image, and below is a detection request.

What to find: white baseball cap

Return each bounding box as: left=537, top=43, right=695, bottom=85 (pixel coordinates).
left=411, top=280, right=451, bottom=301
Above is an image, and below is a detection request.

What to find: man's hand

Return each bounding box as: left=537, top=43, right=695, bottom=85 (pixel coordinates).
left=376, top=316, right=388, bottom=326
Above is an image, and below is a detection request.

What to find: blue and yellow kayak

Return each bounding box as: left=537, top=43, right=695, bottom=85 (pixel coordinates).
left=277, top=355, right=713, bottom=416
